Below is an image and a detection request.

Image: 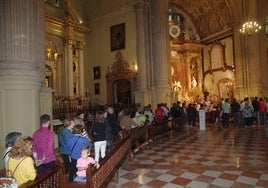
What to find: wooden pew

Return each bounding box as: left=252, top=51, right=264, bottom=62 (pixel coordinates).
left=0, top=160, right=65, bottom=188
left=127, top=125, right=149, bottom=158
left=0, top=169, right=5, bottom=178
left=129, top=125, right=148, bottom=144
left=20, top=161, right=65, bottom=188
left=1, top=127, right=143, bottom=188
left=147, top=119, right=173, bottom=142
left=64, top=135, right=131, bottom=188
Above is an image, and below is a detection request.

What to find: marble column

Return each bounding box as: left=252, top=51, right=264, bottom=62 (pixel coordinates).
left=0, top=0, right=44, bottom=168
left=65, top=39, right=74, bottom=97
left=134, top=1, right=149, bottom=107
left=56, top=54, right=63, bottom=96
left=150, top=0, right=171, bottom=107
left=77, top=41, right=85, bottom=97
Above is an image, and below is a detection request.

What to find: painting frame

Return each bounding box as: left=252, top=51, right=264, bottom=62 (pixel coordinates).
left=110, top=23, right=125, bottom=51
left=93, top=66, right=101, bottom=80
left=94, top=83, right=100, bottom=95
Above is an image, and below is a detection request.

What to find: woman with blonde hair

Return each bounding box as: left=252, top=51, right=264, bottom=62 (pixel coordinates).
left=7, top=136, right=36, bottom=186
left=73, top=116, right=89, bottom=140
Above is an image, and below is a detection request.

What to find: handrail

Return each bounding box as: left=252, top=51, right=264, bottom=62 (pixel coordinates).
left=87, top=135, right=131, bottom=188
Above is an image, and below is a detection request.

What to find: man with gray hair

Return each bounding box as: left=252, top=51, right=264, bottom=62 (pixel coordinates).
left=3, top=132, right=22, bottom=168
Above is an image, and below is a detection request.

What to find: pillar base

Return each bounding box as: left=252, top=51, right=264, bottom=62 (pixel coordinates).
left=0, top=76, right=42, bottom=168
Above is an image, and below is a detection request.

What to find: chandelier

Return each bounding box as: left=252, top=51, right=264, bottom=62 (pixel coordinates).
left=239, top=21, right=262, bottom=35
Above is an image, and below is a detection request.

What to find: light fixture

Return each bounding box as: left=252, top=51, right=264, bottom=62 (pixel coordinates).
left=239, top=0, right=261, bottom=36
left=239, top=21, right=261, bottom=35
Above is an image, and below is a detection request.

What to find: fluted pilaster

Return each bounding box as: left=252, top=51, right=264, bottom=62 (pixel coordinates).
left=150, top=0, right=171, bottom=106
left=133, top=1, right=151, bottom=107
left=64, top=38, right=74, bottom=97
left=134, top=2, right=147, bottom=91
left=151, top=0, right=170, bottom=87
left=0, top=0, right=44, bottom=78
left=77, top=41, right=85, bottom=97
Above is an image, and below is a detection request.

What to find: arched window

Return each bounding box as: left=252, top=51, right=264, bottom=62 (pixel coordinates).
left=168, top=8, right=183, bottom=25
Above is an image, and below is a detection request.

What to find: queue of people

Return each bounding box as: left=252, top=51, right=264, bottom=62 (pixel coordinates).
left=207, top=96, right=268, bottom=131
left=4, top=98, right=267, bottom=186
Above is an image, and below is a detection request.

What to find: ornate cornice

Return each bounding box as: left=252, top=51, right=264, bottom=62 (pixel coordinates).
left=171, top=42, right=205, bottom=54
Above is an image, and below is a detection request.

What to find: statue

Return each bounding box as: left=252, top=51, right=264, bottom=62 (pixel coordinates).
left=191, top=76, right=197, bottom=88
left=172, top=80, right=182, bottom=91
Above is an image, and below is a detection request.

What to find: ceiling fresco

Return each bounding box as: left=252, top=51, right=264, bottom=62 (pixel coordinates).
left=170, top=0, right=240, bottom=38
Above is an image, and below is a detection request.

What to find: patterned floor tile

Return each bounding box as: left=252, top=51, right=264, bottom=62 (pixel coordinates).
left=109, top=124, right=268, bottom=187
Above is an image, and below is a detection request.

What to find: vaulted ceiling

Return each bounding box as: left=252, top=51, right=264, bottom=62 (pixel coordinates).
left=170, top=0, right=240, bottom=38
left=54, top=0, right=242, bottom=39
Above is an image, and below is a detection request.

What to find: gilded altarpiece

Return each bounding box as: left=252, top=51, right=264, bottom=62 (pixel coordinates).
left=170, top=42, right=204, bottom=102
left=106, top=52, right=137, bottom=105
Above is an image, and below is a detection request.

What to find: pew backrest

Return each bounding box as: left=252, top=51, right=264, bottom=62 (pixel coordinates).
left=86, top=135, right=131, bottom=188
left=20, top=161, right=65, bottom=188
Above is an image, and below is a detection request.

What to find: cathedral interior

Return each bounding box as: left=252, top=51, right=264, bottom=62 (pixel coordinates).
left=1, top=0, right=268, bottom=176
left=41, top=0, right=268, bottom=109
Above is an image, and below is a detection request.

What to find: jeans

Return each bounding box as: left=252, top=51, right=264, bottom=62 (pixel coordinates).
left=62, top=154, right=71, bottom=174
left=232, top=112, right=240, bottom=126
left=259, top=112, right=265, bottom=125
left=106, top=140, right=113, bottom=154
left=68, top=158, right=77, bottom=182
left=94, top=140, right=107, bottom=162
left=37, top=160, right=55, bottom=175
left=222, top=113, right=230, bottom=127
left=74, top=176, right=86, bottom=183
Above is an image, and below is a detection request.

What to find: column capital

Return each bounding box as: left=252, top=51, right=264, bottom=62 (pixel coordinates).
left=64, top=38, right=75, bottom=46
left=133, top=1, right=146, bottom=11
left=76, top=41, right=86, bottom=50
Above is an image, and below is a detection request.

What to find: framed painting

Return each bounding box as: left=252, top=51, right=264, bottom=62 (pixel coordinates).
left=93, top=66, right=101, bottom=80
left=110, top=23, right=125, bottom=51
left=94, top=83, right=100, bottom=95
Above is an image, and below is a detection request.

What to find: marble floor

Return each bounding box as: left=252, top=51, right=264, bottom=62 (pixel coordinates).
left=108, top=124, right=268, bottom=188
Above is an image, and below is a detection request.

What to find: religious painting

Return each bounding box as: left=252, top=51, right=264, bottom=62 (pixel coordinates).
left=94, top=83, right=100, bottom=95
left=110, top=23, right=125, bottom=51
left=93, top=66, right=101, bottom=80
left=114, top=79, right=131, bottom=105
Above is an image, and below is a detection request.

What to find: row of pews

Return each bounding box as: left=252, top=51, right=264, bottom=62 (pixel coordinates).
left=1, top=119, right=178, bottom=187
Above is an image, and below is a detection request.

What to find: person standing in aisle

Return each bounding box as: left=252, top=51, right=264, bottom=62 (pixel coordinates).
left=33, top=114, right=56, bottom=175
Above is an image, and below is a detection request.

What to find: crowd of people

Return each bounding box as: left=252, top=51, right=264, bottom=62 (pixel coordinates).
left=2, top=106, right=123, bottom=185
left=218, top=96, right=268, bottom=130
left=3, top=97, right=267, bottom=186
left=2, top=114, right=56, bottom=186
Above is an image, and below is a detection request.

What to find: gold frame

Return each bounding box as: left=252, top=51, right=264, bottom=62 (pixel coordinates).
left=93, top=66, right=101, bottom=80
